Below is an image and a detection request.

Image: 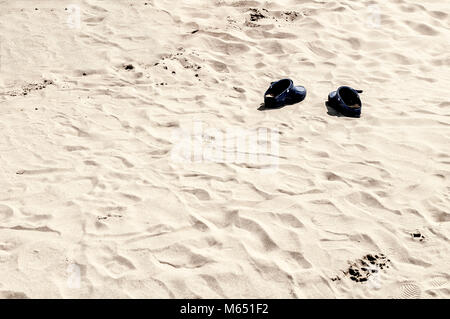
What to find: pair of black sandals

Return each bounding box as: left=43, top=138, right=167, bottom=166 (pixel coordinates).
left=263, top=78, right=363, bottom=118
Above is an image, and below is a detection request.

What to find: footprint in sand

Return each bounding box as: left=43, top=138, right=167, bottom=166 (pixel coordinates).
left=427, top=275, right=449, bottom=288
left=246, top=8, right=303, bottom=25
left=5, top=79, right=54, bottom=97
left=410, top=231, right=426, bottom=242
left=405, top=21, right=439, bottom=36
left=336, top=253, right=391, bottom=284
left=0, top=290, right=29, bottom=299
left=395, top=281, right=422, bottom=299
left=145, top=48, right=203, bottom=83
left=0, top=204, right=14, bottom=221
left=183, top=188, right=211, bottom=201
left=104, top=256, right=136, bottom=277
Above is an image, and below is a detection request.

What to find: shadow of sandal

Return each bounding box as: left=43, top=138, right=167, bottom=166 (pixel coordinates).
left=325, top=101, right=345, bottom=117
left=257, top=102, right=290, bottom=111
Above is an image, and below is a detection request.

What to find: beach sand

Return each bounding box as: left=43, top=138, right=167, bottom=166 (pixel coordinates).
left=0, top=0, right=449, bottom=298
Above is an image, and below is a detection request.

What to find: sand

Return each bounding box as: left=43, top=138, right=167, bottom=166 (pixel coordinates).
left=0, top=0, right=449, bottom=299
